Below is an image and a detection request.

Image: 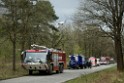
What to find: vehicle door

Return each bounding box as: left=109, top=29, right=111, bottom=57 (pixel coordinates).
left=53, top=53, right=59, bottom=68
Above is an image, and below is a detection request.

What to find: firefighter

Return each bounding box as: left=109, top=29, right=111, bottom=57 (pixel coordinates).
left=87, top=60, right=92, bottom=68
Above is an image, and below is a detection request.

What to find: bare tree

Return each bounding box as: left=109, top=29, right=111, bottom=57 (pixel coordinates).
left=75, top=0, right=124, bottom=72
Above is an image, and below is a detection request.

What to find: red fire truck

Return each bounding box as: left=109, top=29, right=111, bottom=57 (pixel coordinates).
left=21, top=44, right=66, bottom=75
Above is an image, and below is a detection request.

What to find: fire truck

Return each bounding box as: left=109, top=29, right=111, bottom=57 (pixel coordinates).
left=21, top=44, right=66, bottom=75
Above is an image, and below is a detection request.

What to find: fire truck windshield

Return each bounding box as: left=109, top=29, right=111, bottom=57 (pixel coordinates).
left=24, top=52, right=47, bottom=63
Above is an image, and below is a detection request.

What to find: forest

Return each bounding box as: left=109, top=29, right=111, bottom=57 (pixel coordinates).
left=0, top=0, right=124, bottom=79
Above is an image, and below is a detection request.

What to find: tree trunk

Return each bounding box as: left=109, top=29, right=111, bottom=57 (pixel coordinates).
left=12, top=34, right=16, bottom=71
left=114, top=36, right=124, bottom=72
left=84, top=42, right=87, bottom=56
left=21, top=39, right=25, bottom=52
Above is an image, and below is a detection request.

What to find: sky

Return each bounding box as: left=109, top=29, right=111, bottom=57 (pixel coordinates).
left=50, top=0, right=81, bottom=22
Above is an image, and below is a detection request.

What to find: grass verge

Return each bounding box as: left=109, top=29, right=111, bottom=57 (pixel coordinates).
left=65, top=67, right=124, bottom=83
left=0, top=64, right=28, bottom=80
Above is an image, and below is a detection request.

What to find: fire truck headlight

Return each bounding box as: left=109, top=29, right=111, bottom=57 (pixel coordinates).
left=44, top=64, right=48, bottom=69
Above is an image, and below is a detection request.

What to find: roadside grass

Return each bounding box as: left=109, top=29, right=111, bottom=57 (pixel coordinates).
left=0, top=59, right=28, bottom=80
left=0, top=41, right=28, bottom=80
left=65, top=66, right=124, bottom=83
left=0, top=52, right=28, bottom=80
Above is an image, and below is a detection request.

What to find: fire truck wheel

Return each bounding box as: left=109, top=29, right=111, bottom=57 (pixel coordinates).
left=60, top=64, right=64, bottom=73
left=29, top=70, right=33, bottom=75
left=56, top=69, right=60, bottom=73
left=56, top=70, right=60, bottom=73
left=48, top=65, right=53, bottom=75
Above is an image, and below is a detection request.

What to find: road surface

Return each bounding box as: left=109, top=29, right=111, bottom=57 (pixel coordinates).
left=0, top=64, right=115, bottom=83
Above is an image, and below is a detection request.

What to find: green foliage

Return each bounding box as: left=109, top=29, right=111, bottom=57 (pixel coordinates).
left=0, top=0, right=58, bottom=48
left=73, top=44, right=82, bottom=54
left=0, top=0, right=58, bottom=71
left=65, top=26, right=115, bottom=57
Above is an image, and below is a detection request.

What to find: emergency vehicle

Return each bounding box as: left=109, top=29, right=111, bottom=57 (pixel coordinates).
left=21, top=44, right=66, bottom=75
left=89, top=57, right=97, bottom=66
left=68, top=54, right=86, bottom=69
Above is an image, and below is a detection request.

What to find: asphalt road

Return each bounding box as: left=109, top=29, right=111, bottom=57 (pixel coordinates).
left=0, top=64, right=115, bottom=83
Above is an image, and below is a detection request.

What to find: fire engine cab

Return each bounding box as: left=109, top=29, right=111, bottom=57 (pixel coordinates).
left=21, top=44, right=66, bottom=75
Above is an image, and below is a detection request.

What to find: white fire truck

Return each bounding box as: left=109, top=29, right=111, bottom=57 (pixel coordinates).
left=21, top=44, right=66, bottom=75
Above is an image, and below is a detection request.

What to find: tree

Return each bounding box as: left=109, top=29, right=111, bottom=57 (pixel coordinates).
left=0, top=0, right=58, bottom=71
left=72, top=25, right=114, bottom=58
left=75, top=0, right=124, bottom=72
left=17, top=0, right=58, bottom=51
left=0, top=0, right=21, bottom=71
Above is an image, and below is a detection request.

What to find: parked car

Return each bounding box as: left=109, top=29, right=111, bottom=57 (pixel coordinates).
left=100, top=56, right=110, bottom=65
left=99, top=60, right=109, bottom=65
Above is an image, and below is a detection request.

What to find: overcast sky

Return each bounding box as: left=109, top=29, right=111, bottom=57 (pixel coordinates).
left=50, top=0, right=81, bottom=22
